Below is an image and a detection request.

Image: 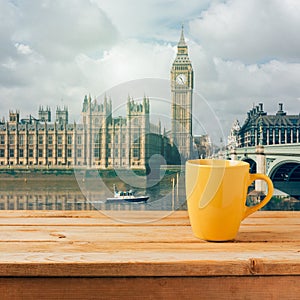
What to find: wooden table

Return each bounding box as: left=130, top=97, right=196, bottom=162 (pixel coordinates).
left=0, top=210, right=299, bottom=299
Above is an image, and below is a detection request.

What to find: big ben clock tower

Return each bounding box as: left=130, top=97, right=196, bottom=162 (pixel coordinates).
left=171, top=25, right=193, bottom=161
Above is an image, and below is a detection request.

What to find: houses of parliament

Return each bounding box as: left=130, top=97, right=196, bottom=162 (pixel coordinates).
left=0, top=28, right=194, bottom=169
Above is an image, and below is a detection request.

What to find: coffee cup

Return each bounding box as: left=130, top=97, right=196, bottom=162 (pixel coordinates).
left=186, top=159, right=274, bottom=241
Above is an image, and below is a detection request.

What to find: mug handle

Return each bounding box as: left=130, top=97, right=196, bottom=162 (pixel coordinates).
left=243, top=173, right=274, bottom=219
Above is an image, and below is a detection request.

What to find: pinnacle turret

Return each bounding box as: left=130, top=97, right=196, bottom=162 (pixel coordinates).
left=178, top=24, right=186, bottom=47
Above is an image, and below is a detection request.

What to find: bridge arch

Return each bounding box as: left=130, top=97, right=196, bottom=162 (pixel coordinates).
left=268, top=159, right=300, bottom=199
left=241, top=157, right=257, bottom=173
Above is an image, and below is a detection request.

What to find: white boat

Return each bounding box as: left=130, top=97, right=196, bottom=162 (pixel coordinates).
left=106, top=185, right=149, bottom=202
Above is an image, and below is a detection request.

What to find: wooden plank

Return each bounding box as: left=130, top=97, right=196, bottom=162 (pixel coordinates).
left=0, top=211, right=299, bottom=278
left=0, top=210, right=190, bottom=226
left=0, top=210, right=188, bottom=219
left=0, top=276, right=299, bottom=300
left=0, top=216, right=190, bottom=226
left=0, top=240, right=299, bottom=277
left=0, top=222, right=299, bottom=243
left=0, top=255, right=300, bottom=277
left=0, top=226, right=296, bottom=247
left=1, top=215, right=300, bottom=226
left=0, top=210, right=299, bottom=226
left=0, top=210, right=298, bottom=220
left=0, top=240, right=298, bottom=252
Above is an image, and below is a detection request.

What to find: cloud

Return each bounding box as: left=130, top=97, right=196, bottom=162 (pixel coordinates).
left=186, top=0, right=300, bottom=135
left=76, top=39, right=175, bottom=94
left=15, top=43, right=33, bottom=55
left=0, top=0, right=299, bottom=139
left=92, top=0, right=212, bottom=41
left=0, top=1, right=18, bottom=63
left=0, top=0, right=119, bottom=119
left=189, top=0, right=300, bottom=63
left=201, top=58, right=300, bottom=137
left=12, top=0, right=119, bottom=60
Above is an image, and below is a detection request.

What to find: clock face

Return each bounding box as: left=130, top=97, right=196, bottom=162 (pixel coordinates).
left=176, top=74, right=186, bottom=85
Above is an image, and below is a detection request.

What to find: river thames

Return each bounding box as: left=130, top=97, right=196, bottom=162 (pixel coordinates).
left=0, top=169, right=299, bottom=212
left=0, top=169, right=186, bottom=212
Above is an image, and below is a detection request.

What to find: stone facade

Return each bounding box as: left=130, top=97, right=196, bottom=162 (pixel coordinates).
left=0, top=96, right=169, bottom=169
left=80, top=94, right=169, bottom=169
left=0, top=107, right=77, bottom=167
left=231, top=103, right=300, bottom=148
left=0, top=28, right=195, bottom=169
left=171, top=26, right=193, bottom=161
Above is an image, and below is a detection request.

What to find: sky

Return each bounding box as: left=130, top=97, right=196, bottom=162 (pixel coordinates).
left=1, top=0, right=300, bottom=143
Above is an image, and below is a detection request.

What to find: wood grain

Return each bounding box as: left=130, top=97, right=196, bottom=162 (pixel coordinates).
left=0, top=277, right=299, bottom=300
left=0, top=210, right=299, bottom=298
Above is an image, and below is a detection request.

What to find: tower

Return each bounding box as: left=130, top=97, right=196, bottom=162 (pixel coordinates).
left=56, top=106, right=69, bottom=125
left=126, top=96, right=150, bottom=169
left=171, top=26, right=193, bottom=162
left=8, top=110, right=20, bottom=124
left=38, top=106, right=51, bottom=122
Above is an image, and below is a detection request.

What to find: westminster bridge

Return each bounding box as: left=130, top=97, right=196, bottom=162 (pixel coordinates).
left=231, top=143, right=300, bottom=199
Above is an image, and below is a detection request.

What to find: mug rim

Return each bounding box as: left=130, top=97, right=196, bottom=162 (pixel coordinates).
left=186, top=159, right=249, bottom=168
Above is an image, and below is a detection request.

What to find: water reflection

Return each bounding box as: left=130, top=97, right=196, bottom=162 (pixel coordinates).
left=0, top=192, right=92, bottom=211
left=0, top=174, right=299, bottom=211
left=0, top=172, right=186, bottom=211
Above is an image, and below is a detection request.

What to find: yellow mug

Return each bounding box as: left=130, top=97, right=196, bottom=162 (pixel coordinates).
left=186, top=159, right=274, bottom=241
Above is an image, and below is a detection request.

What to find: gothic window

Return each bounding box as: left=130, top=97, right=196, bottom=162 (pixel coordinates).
left=269, top=128, right=273, bottom=142
left=67, top=149, right=72, bottom=158
left=29, top=149, right=33, bottom=158
left=67, top=135, right=72, bottom=145
left=275, top=128, right=279, bottom=144
left=48, top=135, right=53, bottom=144
left=0, top=149, right=4, bottom=157
left=280, top=128, right=285, bottom=144
left=29, top=135, right=34, bottom=145
left=94, top=118, right=99, bottom=126
left=57, top=135, right=63, bottom=145
left=107, top=134, right=111, bottom=144
left=19, top=135, right=24, bottom=145
left=287, top=128, right=291, bottom=143
left=115, top=149, right=118, bottom=158
left=57, top=149, right=62, bottom=158
left=48, top=149, right=53, bottom=158
left=39, top=135, right=43, bottom=145
left=9, top=135, right=14, bottom=145
left=9, top=149, right=14, bottom=158
left=94, top=133, right=99, bottom=144
left=77, top=149, right=82, bottom=158
left=0, top=135, right=4, bottom=145
left=293, top=128, right=297, bottom=143
left=77, top=135, right=82, bottom=145
left=94, top=148, right=99, bottom=158
left=19, top=149, right=24, bottom=157
left=133, top=148, right=139, bottom=158
left=133, top=133, right=139, bottom=143
left=38, top=149, right=43, bottom=158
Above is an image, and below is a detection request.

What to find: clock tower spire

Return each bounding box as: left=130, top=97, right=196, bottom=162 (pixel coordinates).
left=171, top=25, right=194, bottom=162
left=178, top=24, right=187, bottom=48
